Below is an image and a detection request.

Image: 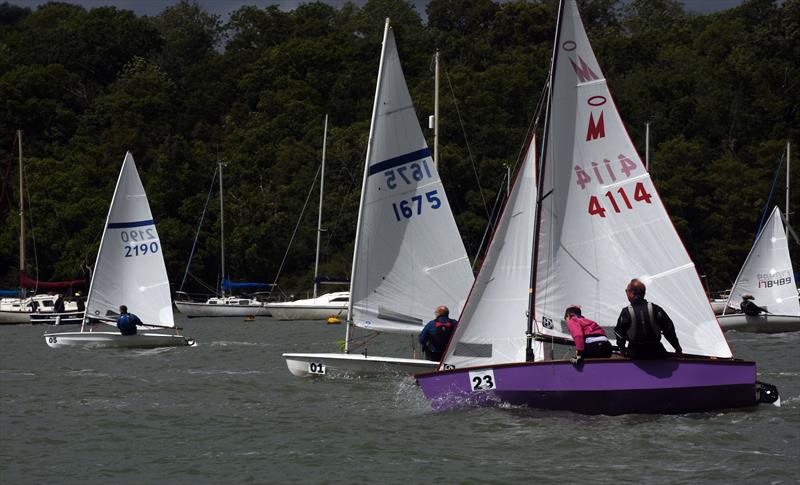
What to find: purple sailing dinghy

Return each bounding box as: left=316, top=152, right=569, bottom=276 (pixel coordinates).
left=416, top=0, right=779, bottom=414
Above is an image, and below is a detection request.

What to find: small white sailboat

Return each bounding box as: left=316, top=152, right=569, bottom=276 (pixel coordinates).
left=416, top=0, right=778, bottom=414
left=718, top=206, right=800, bottom=332
left=175, top=161, right=271, bottom=318
left=44, top=153, right=193, bottom=348
left=283, top=19, right=474, bottom=377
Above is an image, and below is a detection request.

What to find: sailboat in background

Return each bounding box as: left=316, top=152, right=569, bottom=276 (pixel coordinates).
left=1, top=130, right=84, bottom=325
left=175, top=161, right=271, bottom=318
left=266, top=115, right=350, bottom=321
left=416, top=0, right=779, bottom=414
left=718, top=206, right=800, bottom=332
left=44, top=153, right=193, bottom=348
left=283, top=19, right=474, bottom=377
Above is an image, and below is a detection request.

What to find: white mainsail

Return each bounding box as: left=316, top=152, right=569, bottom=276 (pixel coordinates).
left=724, top=207, right=799, bottom=316
left=532, top=0, right=730, bottom=357
left=85, top=152, right=175, bottom=327
left=442, top=139, right=540, bottom=368
left=348, top=20, right=473, bottom=335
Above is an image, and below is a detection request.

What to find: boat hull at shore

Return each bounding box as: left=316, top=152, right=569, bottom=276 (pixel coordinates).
left=416, top=357, right=768, bottom=414
left=266, top=292, right=349, bottom=321
left=717, top=313, right=800, bottom=333
left=283, top=352, right=437, bottom=377
left=175, top=300, right=271, bottom=318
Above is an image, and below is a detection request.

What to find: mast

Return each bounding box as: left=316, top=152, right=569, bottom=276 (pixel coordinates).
left=434, top=49, right=440, bottom=169
left=218, top=160, right=226, bottom=297
left=787, top=141, right=791, bottom=220
left=17, top=130, right=25, bottom=293
left=345, top=18, right=391, bottom=353
left=526, top=0, right=566, bottom=361
left=313, top=115, right=328, bottom=299
left=645, top=122, right=650, bottom=171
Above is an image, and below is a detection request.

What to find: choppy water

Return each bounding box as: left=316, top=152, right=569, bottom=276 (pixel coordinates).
left=1, top=317, right=798, bottom=484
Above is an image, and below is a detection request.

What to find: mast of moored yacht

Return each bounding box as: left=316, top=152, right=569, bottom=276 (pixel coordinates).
left=525, top=0, right=566, bottom=362
left=17, top=130, right=25, bottom=295
left=313, top=115, right=328, bottom=299
left=218, top=160, right=227, bottom=297
left=345, top=18, right=391, bottom=354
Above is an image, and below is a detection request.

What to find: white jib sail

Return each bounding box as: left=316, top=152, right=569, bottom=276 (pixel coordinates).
left=85, top=152, right=175, bottom=328
left=534, top=0, right=731, bottom=358
left=442, top=138, right=541, bottom=369
left=349, top=21, right=473, bottom=335
left=725, top=207, right=799, bottom=316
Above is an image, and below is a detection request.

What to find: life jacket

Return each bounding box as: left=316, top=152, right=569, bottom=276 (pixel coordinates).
left=429, top=318, right=455, bottom=351
left=625, top=302, right=660, bottom=343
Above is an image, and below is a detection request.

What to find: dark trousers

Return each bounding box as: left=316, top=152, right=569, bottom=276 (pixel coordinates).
left=583, top=340, right=612, bottom=358
left=627, top=341, right=667, bottom=359
left=424, top=350, right=443, bottom=362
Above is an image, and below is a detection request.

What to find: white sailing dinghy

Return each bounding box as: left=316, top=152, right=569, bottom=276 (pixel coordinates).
left=45, top=153, right=194, bottom=348
left=283, top=19, right=474, bottom=377
left=718, top=206, right=800, bottom=333
left=416, top=0, right=779, bottom=414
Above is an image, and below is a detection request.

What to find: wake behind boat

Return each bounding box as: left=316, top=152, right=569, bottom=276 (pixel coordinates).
left=44, top=152, right=193, bottom=349
left=416, top=0, right=779, bottom=414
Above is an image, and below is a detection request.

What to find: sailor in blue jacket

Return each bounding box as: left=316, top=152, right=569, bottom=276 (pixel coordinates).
left=116, top=305, right=141, bottom=335
left=419, top=305, right=458, bottom=362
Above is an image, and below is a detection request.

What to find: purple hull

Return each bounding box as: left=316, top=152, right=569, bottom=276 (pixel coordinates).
left=416, top=358, right=758, bottom=415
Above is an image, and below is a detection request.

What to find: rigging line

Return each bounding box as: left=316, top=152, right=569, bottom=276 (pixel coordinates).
left=179, top=167, right=219, bottom=292
left=442, top=59, right=490, bottom=219
left=756, top=148, right=786, bottom=238
left=270, top=164, right=322, bottom=290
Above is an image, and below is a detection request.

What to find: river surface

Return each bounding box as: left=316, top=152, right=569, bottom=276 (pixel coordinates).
left=1, top=316, right=798, bottom=484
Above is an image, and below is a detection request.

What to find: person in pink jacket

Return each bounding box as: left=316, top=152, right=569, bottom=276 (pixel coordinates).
left=564, top=305, right=612, bottom=363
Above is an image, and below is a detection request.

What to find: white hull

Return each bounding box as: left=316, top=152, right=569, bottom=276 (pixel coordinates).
left=175, top=301, right=271, bottom=318
left=30, top=311, right=85, bottom=325
left=266, top=305, right=348, bottom=321
left=44, top=331, right=194, bottom=349
left=710, top=299, right=733, bottom=315
left=283, top=352, right=438, bottom=377
left=717, top=314, right=800, bottom=333
left=0, top=310, right=31, bottom=324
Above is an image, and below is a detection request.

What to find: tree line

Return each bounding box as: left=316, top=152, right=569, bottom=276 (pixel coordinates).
left=0, top=0, right=797, bottom=297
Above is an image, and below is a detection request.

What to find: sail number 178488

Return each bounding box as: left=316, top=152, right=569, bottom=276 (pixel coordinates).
left=588, top=182, right=652, bottom=218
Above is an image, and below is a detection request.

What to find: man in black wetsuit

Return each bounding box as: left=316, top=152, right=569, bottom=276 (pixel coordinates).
left=614, top=279, right=682, bottom=359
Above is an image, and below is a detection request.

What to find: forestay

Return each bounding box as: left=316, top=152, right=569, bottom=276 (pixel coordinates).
left=85, top=152, right=175, bottom=328
left=533, top=0, right=730, bottom=358
left=724, top=207, right=799, bottom=316
left=442, top=139, right=541, bottom=368
left=349, top=21, right=473, bottom=334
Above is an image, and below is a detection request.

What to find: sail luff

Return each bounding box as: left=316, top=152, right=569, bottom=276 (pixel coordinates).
left=83, top=153, right=130, bottom=330
left=527, top=0, right=568, bottom=360
left=345, top=18, right=391, bottom=353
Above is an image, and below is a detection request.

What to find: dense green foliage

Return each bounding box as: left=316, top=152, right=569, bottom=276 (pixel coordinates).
left=1, top=0, right=798, bottom=298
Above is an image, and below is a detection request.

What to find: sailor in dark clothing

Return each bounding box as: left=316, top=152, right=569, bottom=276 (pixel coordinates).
left=116, top=305, right=141, bottom=336
left=419, top=305, right=458, bottom=362
left=740, top=294, right=767, bottom=316
left=614, top=279, right=682, bottom=359
left=54, top=294, right=65, bottom=313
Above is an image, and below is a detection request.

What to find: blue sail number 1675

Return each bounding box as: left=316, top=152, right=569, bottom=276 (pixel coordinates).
left=391, top=190, right=441, bottom=221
